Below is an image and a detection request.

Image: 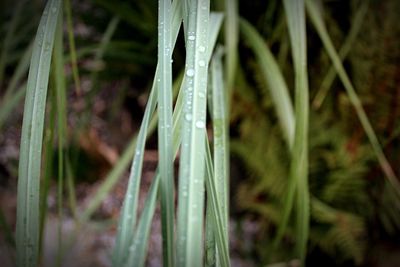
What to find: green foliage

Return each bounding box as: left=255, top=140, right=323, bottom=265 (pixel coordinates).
left=2, top=0, right=400, bottom=266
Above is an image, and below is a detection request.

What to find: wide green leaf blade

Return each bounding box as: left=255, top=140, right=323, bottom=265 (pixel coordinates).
left=176, top=1, right=210, bottom=265
left=239, top=18, right=295, bottom=148
left=157, top=0, right=175, bottom=266
left=16, top=1, right=61, bottom=266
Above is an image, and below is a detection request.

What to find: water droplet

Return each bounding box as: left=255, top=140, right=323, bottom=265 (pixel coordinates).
left=188, top=35, right=195, bottom=41
left=186, top=69, right=194, bottom=77
left=187, top=86, right=193, bottom=91
left=199, top=46, right=206, bottom=53
left=170, top=59, right=174, bottom=63
left=185, top=114, right=192, bottom=121
left=198, top=60, right=206, bottom=67
left=195, top=121, right=205, bottom=128
left=198, top=92, right=205, bottom=98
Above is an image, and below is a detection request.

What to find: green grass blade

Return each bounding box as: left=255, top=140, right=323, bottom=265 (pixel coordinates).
left=176, top=1, right=210, bottom=265
left=312, top=1, right=368, bottom=109
left=112, top=2, right=183, bottom=266
left=123, top=68, right=185, bottom=267
left=0, top=0, right=24, bottom=85
left=282, top=0, right=310, bottom=261
left=0, top=83, right=26, bottom=131
left=157, top=1, right=175, bottom=266
left=39, top=92, right=56, bottom=257
left=3, top=41, right=32, bottom=100
left=65, top=156, right=78, bottom=218
left=81, top=0, right=183, bottom=223
left=124, top=8, right=220, bottom=267
left=53, top=12, right=67, bottom=266
left=210, top=46, right=229, bottom=256
left=205, top=201, right=216, bottom=267
left=84, top=16, right=120, bottom=115
left=123, top=171, right=160, bottom=267
left=111, top=74, right=158, bottom=267
left=16, top=1, right=61, bottom=266
left=204, top=135, right=230, bottom=267
left=206, top=13, right=224, bottom=61
left=223, top=0, right=238, bottom=103
left=0, top=42, right=32, bottom=130
left=239, top=18, right=295, bottom=148
left=64, top=0, right=81, bottom=95
left=306, top=0, right=400, bottom=194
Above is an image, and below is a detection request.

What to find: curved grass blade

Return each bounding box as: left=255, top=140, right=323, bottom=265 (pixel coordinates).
left=122, top=171, right=160, bottom=267
left=81, top=0, right=183, bottom=223
left=306, top=0, right=400, bottom=194
left=281, top=0, right=310, bottom=261
left=123, top=9, right=222, bottom=265
left=112, top=1, right=183, bottom=266
left=111, top=73, right=158, bottom=267
left=176, top=1, right=210, bottom=265
left=123, top=69, right=185, bottom=267
left=16, top=0, right=61, bottom=266
left=239, top=18, right=295, bottom=148
left=312, top=1, right=368, bottom=109
left=157, top=1, right=175, bottom=266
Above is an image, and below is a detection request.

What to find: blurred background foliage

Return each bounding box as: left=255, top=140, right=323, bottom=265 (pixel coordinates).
left=1, top=0, right=400, bottom=266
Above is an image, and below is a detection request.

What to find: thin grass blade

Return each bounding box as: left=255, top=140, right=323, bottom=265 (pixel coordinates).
left=210, top=45, right=230, bottom=259
left=306, top=0, right=400, bottom=194
left=204, top=136, right=230, bottom=267
left=112, top=1, right=183, bottom=266
left=123, top=67, right=185, bottom=267
left=82, top=0, right=184, bottom=223
left=39, top=91, right=56, bottom=256
left=0, top=42, right=32, bottom=130
left=223, top=0, right=238, bottom=104
left=64, top=0, right=81, bottom=95
left=282, top=0, right=310, bottom=261
left=312, top=1, right=368, bottom=109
